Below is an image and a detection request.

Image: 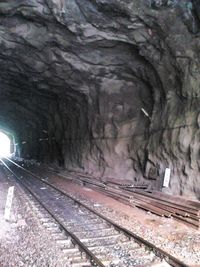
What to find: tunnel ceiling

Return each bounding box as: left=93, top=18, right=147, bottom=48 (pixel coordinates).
left=0, top=0, right=200, bottom=198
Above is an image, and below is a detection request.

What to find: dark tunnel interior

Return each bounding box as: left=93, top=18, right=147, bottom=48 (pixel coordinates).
left=0, top=0, right=200, bottom=198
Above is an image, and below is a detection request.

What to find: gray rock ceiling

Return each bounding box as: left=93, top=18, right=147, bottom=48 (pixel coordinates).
left=0, top=0, right=200, bottom=198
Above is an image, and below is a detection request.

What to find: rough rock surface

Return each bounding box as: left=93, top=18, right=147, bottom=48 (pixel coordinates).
left=0, top=0, right=200, bottom=198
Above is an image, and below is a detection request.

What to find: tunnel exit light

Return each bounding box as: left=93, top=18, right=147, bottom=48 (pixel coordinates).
left=0, top=132, right=11, bottom=157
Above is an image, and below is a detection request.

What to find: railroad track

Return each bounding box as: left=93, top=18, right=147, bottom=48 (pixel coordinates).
left=44, top=168, right=200, bottom=229
left=1, top=157, right=189, bottom=267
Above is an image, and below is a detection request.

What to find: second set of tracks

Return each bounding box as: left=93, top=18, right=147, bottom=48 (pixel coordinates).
left=0, top=157, right=189, bottom=267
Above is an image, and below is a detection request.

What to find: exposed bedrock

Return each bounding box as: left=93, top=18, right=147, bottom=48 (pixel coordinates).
left=0, top=0, right=200, bottom=198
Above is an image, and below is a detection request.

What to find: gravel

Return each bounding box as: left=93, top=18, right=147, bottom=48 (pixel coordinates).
left=4, top=164, right=200, bottom=266
left=65, top=191, right=200, bottom=265
left=0, top=168, right=68, bottom=267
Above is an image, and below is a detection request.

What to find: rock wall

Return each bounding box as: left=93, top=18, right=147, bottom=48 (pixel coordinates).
left=0, top=0, right=200, bottom=198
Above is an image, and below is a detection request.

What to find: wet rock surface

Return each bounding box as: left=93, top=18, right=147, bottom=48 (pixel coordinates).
left=0, top=1, right=200, bottom=198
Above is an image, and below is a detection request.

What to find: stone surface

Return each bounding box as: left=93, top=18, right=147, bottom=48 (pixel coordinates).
left=0, top=0, right=200, bottom=198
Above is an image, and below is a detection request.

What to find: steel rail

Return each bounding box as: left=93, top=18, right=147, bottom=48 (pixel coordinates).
left=3, top=157, right=189, bottom=267
left=0, top=158, right=105, bottom=267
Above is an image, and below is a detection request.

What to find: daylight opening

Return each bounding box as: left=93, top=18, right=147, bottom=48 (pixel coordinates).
left=0, top=132, right=11, bottom=157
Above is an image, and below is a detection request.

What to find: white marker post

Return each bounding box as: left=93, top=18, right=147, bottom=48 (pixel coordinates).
left=4, top=186, right=14, bottom=221
left=163, top=168, right=171, bottom=187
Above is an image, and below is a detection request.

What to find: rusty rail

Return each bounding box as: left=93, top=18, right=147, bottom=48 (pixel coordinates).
left=3, top=157, right=190, bottom=267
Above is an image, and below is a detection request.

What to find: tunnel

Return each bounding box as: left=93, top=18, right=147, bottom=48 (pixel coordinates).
left=0, top=0, right=200, bottom=199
